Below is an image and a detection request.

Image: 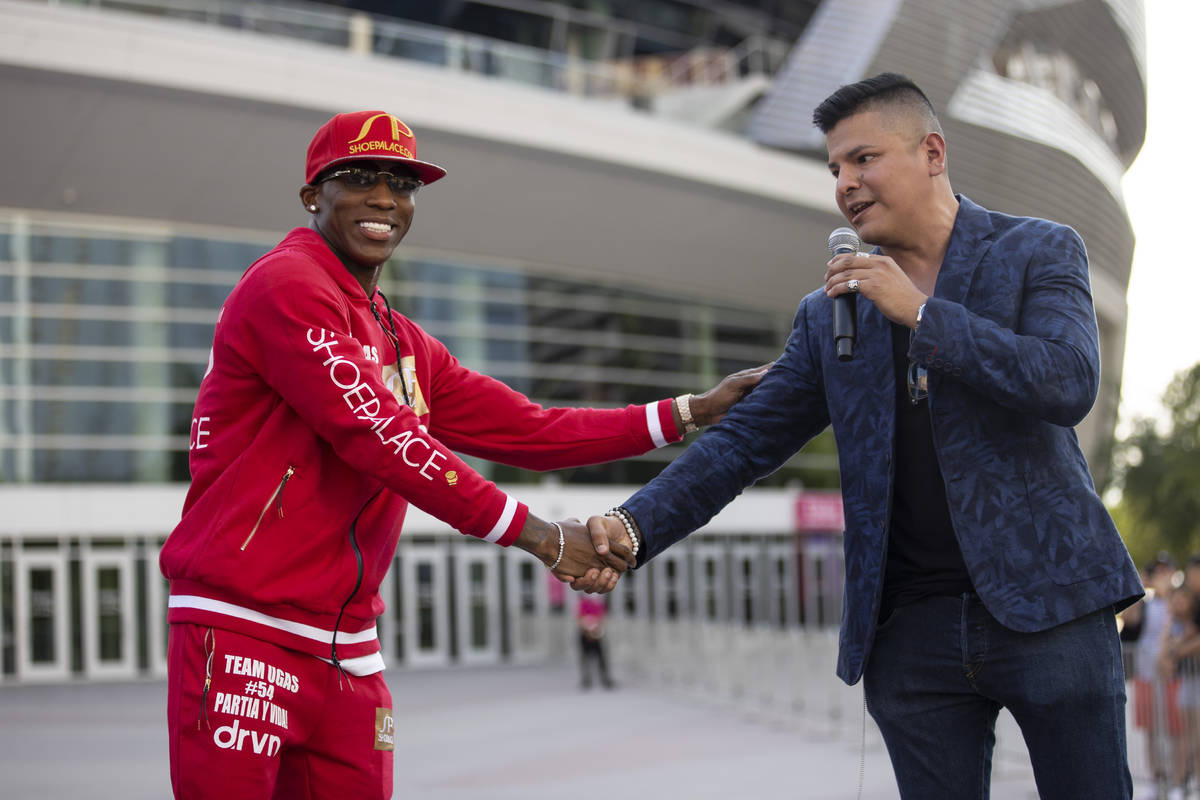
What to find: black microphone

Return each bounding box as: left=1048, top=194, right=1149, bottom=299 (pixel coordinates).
left=828, top=227, right=861, bottom=362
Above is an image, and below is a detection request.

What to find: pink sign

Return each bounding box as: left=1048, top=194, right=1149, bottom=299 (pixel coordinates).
left=795, top=492, right=845, bottom=532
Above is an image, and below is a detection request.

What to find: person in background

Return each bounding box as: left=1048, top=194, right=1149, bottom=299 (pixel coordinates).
left=577, top=594, right=614, bottom=690
left=1162, top=580, right=1200, bottom=799
left=1134, top=555, right=1179, bottom=798
left=1120, top=564, right=1151, bottom=645
left=1184, top=555, right=1200, bottom=599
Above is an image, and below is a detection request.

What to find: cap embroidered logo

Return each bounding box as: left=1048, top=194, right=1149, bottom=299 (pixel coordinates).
left=346, top=113, right=415, bottom=159
left=348, top=113, right=413, bottom=144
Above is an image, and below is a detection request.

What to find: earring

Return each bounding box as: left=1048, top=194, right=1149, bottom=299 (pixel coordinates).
left=308, top=205, right=317, bottom=212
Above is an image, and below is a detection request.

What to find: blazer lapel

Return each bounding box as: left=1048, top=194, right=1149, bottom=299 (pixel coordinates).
left=935, top=196, right=995, bottom=305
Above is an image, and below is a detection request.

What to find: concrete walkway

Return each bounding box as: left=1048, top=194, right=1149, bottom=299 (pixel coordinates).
left=0, top=662, right=1056, bottom=799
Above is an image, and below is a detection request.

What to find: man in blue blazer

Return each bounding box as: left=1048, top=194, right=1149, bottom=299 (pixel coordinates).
left=588, top=73, right=1142, bottom=797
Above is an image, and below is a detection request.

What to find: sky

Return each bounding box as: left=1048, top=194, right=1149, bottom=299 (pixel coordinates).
left=1117, top=0, right=1200, bottom=431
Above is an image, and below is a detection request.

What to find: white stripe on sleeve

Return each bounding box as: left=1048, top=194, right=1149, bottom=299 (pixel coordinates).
left=646, top=402, right=667, bottom=449
left=483, top=494, right=518, bottom=543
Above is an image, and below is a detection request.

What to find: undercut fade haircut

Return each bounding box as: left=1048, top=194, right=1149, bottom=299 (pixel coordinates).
left=812, top=72, right=942, bottom=136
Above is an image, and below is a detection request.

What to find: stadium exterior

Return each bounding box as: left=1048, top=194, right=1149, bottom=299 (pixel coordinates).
left=0, top=0, right=1143, bottom=685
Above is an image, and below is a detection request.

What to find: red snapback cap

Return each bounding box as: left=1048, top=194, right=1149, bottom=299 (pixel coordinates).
left=305, top=110, right=447, bottom=186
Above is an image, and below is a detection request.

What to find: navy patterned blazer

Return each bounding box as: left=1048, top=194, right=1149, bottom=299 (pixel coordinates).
left=623, top=196, right=1142, bottom=685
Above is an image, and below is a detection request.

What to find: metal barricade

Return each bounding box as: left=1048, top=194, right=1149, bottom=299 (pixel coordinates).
left=1125, top=638, right=1200, bottom=799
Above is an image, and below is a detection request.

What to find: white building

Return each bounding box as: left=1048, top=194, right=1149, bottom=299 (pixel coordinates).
left=0, top=0, right=1144, bottom=681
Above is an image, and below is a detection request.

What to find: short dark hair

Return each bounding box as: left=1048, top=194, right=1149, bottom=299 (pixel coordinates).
left=1144, top=551, right=1177, bottom=573
left=812, top=72, right=941, bottom=135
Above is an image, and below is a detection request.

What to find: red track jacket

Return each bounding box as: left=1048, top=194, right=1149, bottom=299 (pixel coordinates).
left=161, top=228, right=680, bottom=674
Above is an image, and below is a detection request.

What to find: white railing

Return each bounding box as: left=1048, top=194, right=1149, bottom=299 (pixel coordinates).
left=0, top=483, right=1154, bottom=778
left=660, top=35, right=792, bottom=89
left=608, top=617, right=1045, bottom=773
left=0, top=483, right=815, bottom=681
left=0, top=529, right=564, bottom=682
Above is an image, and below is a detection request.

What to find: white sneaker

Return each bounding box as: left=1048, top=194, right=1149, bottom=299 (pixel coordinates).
left=1166, top=786, right=1185, bottom=800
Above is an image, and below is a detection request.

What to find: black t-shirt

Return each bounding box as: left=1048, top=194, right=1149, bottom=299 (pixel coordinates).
left=880, top=322, right=973, bottom=621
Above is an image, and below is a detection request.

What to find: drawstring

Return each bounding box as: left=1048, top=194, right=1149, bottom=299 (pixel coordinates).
left=334, top=658, right=355, bottom=693
left=197, top=627, right=215, bottom=730
left=369, top=289, right=411, bottom=409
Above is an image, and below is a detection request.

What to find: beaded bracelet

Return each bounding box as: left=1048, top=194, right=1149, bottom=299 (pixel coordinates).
left=549, top=521, right=565, bottom=570
left=605, top=506, right=641, bottom=560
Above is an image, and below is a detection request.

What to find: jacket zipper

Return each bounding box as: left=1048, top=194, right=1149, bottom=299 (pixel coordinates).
left=240, top=466, right=295, bottom=551
left=330, top=489, right=382, bottom=683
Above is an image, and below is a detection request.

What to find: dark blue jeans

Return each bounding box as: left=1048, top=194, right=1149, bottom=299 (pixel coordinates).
left=864, top=593, right=1131, bottom=799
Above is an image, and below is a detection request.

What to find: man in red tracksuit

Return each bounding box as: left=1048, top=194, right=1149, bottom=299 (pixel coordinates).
left=161, top=109, right=764, bottom=799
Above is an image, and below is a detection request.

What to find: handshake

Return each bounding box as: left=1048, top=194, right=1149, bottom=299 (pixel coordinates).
left=516, top=513, right=641, bottom=594
left=510, top=363, right=774, bottom=593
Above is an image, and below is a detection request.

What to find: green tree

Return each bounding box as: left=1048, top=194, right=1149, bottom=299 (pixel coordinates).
left=1110, top=362, right=1200, bottom=565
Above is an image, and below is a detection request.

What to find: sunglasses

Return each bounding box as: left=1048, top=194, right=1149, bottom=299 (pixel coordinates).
left=906, top=360, right=929, bottom=405
left=906, top=330, right=928, bottom=405
left=321, top=167, right=423, bottom=197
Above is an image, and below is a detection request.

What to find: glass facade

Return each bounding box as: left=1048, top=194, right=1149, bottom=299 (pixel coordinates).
left=0, top=211, right=793, bottom=486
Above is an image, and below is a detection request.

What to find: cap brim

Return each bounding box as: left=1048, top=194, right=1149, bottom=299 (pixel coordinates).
left=313, top=155, right=447, bottom=185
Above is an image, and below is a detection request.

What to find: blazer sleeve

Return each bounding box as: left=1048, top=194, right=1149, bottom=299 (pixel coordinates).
left=624, top=296, right=832, bottom=564
left=909, top=223, right=1100, bottom=427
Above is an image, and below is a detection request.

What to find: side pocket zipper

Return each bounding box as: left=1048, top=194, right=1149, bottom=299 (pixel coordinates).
left=197, top=627, right=215, bottom=731
left=240, top=466, right=295, bottom=551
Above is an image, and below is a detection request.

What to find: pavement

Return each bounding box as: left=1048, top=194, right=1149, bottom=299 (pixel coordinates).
left=0, top=662, right=1054, bottom=799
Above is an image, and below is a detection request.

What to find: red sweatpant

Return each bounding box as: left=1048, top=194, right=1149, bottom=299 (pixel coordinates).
left=167, top=623, right=394, bottom=799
